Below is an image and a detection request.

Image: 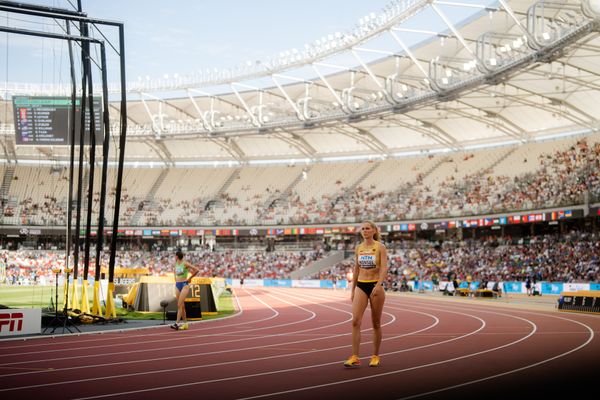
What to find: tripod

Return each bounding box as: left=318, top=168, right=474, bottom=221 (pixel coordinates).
left=43, top=268, right=80, bottom=334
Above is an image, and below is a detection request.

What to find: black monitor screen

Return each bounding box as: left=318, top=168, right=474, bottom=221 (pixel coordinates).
left=12, top=96, right=103, bottom=146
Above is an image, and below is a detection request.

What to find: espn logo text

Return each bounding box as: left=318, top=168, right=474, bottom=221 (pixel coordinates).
left=0, top=312, right=24, bottom=332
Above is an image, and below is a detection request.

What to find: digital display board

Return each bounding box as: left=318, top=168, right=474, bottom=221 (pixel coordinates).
left=12, top=96, right=103, bottom=146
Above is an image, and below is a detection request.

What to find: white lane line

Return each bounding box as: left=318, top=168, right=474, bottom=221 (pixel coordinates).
left=67, top=306, right=481, bottom=400
left=0, top=292, right=446, bottom=392
left=394, top=313, right=596, bottom=400
left=0, top=288, right=358, bottom=376
left=0, top=288, right=258, bottom=349
left=0, top=288, right=289, bottom=359
left=236, top=301, right=596, bottom=400
left=0, top=289, right=322, bottom=371
left=3, top=287, right=546, bottom=399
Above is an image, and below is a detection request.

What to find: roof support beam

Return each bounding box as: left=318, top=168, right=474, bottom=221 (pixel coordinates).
left=211, top=137, right=245, bottom=161
left=231, top=82, right=262, bottom=127
left=312, top=64, right=349, bottom=114
left=274, top=129, right=317, bottom=158
left=389, top=29, right=439, bottom=91
left=187, top=89, right=215, bottom=132
left=272, top=74, right=305, bottom=121
left=146, top=139, right=173, bottom=166
left=446, top=103, right=525, bottom=140
left=335, top=123, right=389, bottom=155
left=351, top=49, right=394, bottom=104
left=431, top=3, right=478, bottom=62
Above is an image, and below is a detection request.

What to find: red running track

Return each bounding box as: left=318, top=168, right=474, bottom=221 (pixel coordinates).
left=0, top=288, right=598, bottom=400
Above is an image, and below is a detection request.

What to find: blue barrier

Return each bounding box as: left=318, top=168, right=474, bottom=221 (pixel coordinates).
left=320, top=280, right=333, bottom=289
left=263, top=279, right=293, bottom=288
left=320, top=280, right=348, bottom=289
left=541, top=282, right=563, bottom=295
left=222, top=279, right=597, bottom=293
left=503, top=282, right=523, bottom=293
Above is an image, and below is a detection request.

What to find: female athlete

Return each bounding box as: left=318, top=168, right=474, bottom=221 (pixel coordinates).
left=171, top=250, right=199, bottom=330
left=344, top=220, right=388, bottom=367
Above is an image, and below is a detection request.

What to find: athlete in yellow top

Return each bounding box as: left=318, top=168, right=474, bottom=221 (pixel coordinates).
left=344, top=220, right=388, bottom=368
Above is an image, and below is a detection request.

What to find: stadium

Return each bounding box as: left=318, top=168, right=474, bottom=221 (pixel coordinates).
left=0, top=0, right=599, bottom=399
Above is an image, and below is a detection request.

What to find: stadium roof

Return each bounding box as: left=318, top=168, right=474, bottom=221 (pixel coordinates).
left=1, top=0, right=600, bottom=165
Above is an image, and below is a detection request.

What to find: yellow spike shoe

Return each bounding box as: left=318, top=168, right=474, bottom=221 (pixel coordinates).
left=344, top=355, right=361, bottom=368
left=369, top=355, right=381, bottom=367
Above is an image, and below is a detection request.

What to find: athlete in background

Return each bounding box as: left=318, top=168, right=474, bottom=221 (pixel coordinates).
left=171, top=250, right=199, bottom=330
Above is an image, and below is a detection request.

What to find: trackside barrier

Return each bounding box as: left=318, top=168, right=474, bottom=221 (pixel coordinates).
left=227, top=279, right=347, bottom=289
left=226, top=279, right=597, bottom=295
left=0, top=309, right=41, bottom=337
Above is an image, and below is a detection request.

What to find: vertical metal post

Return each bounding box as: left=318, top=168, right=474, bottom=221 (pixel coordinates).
left=94, top=40, right=110, bottom=293
left=65, top=20, right=77, bottom=278
left=105, top=24, right=127, bottom=318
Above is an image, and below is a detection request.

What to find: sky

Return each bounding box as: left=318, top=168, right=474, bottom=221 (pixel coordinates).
left=2, top=0, right=397, bottom=85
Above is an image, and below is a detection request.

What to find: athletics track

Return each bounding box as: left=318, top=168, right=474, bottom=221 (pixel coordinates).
left=0, top=288, right=598, bottom=399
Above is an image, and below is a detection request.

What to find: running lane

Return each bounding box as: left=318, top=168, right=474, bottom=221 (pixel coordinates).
left=0, top=288, right=597, bottom=400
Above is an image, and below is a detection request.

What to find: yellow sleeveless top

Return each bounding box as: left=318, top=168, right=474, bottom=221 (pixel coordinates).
left=356, top=241, right=381, bottom=270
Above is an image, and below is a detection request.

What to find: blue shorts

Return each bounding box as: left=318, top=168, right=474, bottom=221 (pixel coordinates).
left=175, top=281, right=188, bottom=292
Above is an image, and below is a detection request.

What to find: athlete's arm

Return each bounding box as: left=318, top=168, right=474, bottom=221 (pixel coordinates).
left=185, top=261, right=200, bottom=282
left=351, top=248, right=359, bottom=301
left=376, top=244, right=388, bottom=287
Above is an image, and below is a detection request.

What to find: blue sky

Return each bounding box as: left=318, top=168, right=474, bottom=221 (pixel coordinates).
left=2, top=0, right=395, bottom=84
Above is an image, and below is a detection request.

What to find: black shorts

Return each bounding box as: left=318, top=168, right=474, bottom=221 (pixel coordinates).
left=357, top=281, right=379, bottom=297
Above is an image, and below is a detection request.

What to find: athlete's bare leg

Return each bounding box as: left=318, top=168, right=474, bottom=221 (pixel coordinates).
left=351, top=287, right=369, bottom=356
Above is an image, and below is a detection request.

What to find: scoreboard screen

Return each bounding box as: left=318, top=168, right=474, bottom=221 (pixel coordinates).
left=12, top=96, right=103, bottom=146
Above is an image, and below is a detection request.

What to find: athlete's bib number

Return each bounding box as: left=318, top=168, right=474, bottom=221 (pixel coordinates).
left=358, top=254, right=376, bottom=269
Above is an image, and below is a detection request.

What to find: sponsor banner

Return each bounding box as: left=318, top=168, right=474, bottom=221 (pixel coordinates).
left=541, top=282, right=563, bottom=295
left=241, top=279, right=263, bottom=288
left=562, top=283, right=590, bottom=292
left=321, top=280, right=334, bottom=289
left=320, top=280, right=348, bottom=289
left=292, top=280, right=321, bottom=288
left=503, top=282, right=524, bottom=293
left=590, top=283, right=600, bottom=291
left=264, top=279, right=292, bottom=288
left=0, top=308, right=41, bottom=337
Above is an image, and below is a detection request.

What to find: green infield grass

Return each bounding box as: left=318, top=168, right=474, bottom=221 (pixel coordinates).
left=0, top=285, right=235, bottom=320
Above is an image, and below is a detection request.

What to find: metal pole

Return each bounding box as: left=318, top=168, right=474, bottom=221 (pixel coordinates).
left=94, top=41, right=110, bottom=291
left=65, top=20, right=77, bottom=282
left=106, top=24, right=127, bottom=318
left=82, top=31, right=96, bottom=285
left=72, top=25, right=88, bottom=285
